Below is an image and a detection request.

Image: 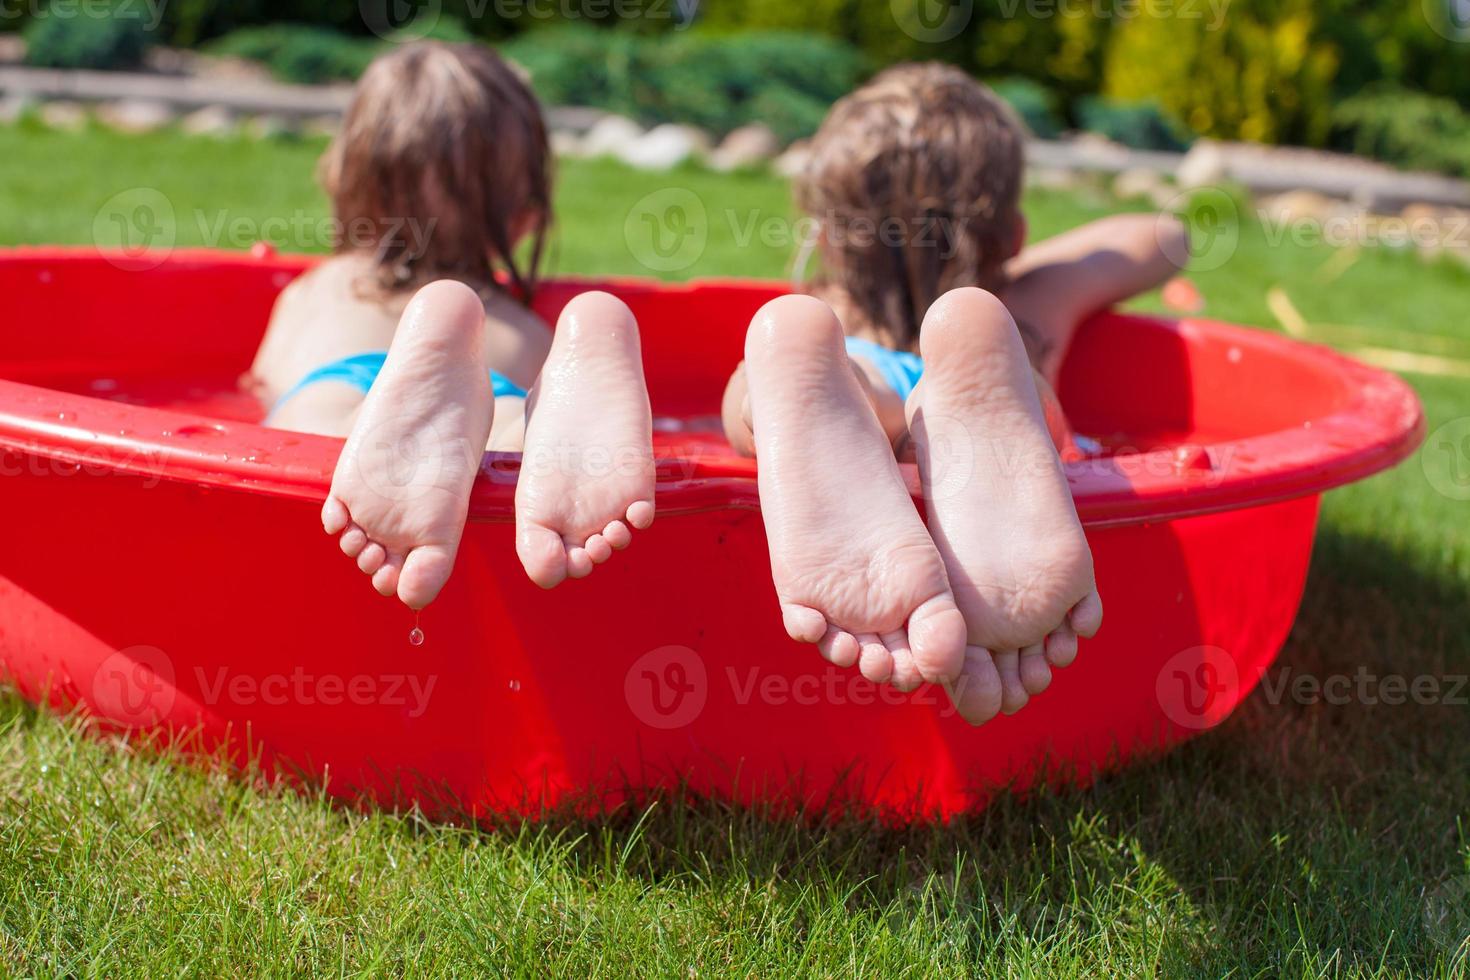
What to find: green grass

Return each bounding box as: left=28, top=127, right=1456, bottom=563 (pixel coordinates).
left=2, top=122, right=1469, bottom=976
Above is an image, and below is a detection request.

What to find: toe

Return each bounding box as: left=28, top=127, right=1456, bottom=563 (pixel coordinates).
left=565, top=546, right=594, bottom=579
left=601, top=520, right=632, bottom=550
left=882, top=630, right=923, bottom=692
left=357, top=542, right=387, bottom=575
left=625, top=499, right=655, bottom=530
left=1069, top=592, right=1103, bottom=638
left=583, top=534, right=613, bottom=564
left=818, top=627, right=860, bottom=669
left=1019, top=643, right=1053, bottom=696
left=517, top=522, right=569, bottom=589
left=944, top=646, right=1004, bottom=725
left=338, top=524, right=368, bottom=559
left=1045, top=624, right=1079, bottom=668
left=856, top=634, right=894, bottom=684
left=322, top=496, right=350, bottom=535
left=995, top=650, right=1030, bottom=715
left=781, top=603, right=828, bottom=645
left=906, top=593, right=969, bottom=685
left=398, top=545, right=454, bottom=610
left=372, top=557, right=401, bottom=598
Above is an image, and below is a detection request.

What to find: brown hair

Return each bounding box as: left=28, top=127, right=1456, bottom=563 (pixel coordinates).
left=795, top=62, right=1025, bottom=351
left=319, top=41, right=551, bottom=301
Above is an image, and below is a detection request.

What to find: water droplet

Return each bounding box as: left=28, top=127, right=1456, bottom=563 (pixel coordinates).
left=508, top=679, right=521, bottom=693
left=408, top=627, right=424, bottom=646
left=56, top=411, right=75, bottom=422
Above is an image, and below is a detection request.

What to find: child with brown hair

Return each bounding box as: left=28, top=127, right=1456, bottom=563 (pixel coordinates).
left=252, top=42, right=656, bottom=610
left=723, top=63, right=1187, bottom=725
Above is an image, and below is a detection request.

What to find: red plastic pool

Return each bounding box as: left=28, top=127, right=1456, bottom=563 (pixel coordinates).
left=0, top=247, right=1424, bottom=819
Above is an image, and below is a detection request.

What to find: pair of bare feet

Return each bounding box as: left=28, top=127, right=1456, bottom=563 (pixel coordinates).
left=322, top=283, right=657, bottom=606
left=321, top=283, right=1099, bottom=727
left=744, top=289, right=1101, bottom=725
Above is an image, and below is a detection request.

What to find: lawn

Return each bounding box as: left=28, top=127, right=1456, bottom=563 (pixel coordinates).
left=1, top=122, right=1468, bottom=976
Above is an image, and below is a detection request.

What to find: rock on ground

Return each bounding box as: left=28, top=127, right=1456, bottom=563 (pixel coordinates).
left=179, top=105, right=236, bottom=137
left=550, top=130, right=585, bottom=158
left=709, top=123, right=780, bottom=172
left=1258, top=189, right=1337, bottom=227
left=39, top=101, right=88, bottom=131
left=96, top=100, right=175, bottom=134
left=581, top=115, right=645, bottom=159
left=773, top=140, right=811, bottom=180
left=617, top=123, right=710, bottom=170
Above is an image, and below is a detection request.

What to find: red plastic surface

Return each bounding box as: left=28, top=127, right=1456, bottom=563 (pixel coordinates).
left=0, top=247, right=1425, bottom=818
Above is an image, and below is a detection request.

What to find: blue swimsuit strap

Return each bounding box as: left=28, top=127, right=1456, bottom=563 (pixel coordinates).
left=273, top=351, right=527, bottom=413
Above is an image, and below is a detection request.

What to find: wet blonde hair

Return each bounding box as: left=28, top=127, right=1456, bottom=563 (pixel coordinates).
left=319, top=41, right=551, bottom=301
left=796, top=62, right=1025, bottom=351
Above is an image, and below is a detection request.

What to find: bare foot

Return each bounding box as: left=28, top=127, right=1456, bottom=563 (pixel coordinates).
left=745, top=295, right=969, bottom=693
left=515, top=292, right=656, bottom=588
left=321, top=280, right=494, bottom=609
left=908, top=288, right=1103, bottom=724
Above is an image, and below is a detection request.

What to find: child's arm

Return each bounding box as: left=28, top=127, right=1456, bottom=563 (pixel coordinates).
left=1006, top=213, right=1187, bottom=302
left=1003, top=213, right=1188, bottom=382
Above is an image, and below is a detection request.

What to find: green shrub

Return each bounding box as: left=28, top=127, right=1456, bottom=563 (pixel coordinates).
left=989, top=77, right=1062, bottom=140
left=387, top=15, right=473, bottom=44
left=1101, top=1, right=1340, bottom=146
left=1076, top=97, right=1192, bottom=152
left=745, top=86, right=833, bottom=147
left=23, top=3, right=153, bottom=71
left=1330, top=86, right=1470, bottom=178
left=642, top=32, right=868, bottom=138
left=504, top=27, right=869, bottom=142
left=205, top=25, right=378, bottom=84
left=503, top=26, right=642, bottom=117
